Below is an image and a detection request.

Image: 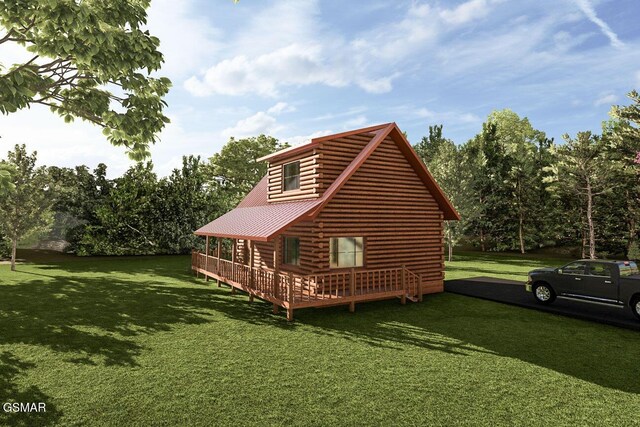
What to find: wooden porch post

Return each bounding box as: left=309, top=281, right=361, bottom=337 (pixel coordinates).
left=216, top=239, right=222, bottom=287
left=273, top=237, right=280, bottom=314
left=204, top=236, right=210, bottom=282
left=418, top=273, right=423, bottom=302
left=287, top=271, right=294, bottom=321
left=231, top=239, right=237, bottom=294
left=349, top=268, right=356, bottom=313
left=249, top=240, right=255, bottom=302
left=401, top=264, right=407, bottom=305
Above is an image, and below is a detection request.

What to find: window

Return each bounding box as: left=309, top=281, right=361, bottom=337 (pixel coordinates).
left=588, top=263, right=612, bottom=278
left=283, top=236, right=300, bottom=266
left=283, top=161, right=300, bottom=191
left=618, top=261, right=639, bottom=277
left=330, top=237, right=364, bottom=268
left=561, top=261, right=587, bottom=275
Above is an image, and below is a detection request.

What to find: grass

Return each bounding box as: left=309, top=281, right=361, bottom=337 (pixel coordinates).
left=0, top=250, right=638, bottom=426
left=445, top=250, right=573, bottom=282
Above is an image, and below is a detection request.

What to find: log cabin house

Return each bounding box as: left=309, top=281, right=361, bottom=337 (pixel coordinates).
left=192, top=122, right=459, bottom=320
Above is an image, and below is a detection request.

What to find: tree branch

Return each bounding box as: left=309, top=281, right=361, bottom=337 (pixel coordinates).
left=0, top=29, right=15, bottom=45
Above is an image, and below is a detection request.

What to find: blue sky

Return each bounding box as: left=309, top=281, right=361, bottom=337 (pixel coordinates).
left=0, top=0, right=639, bottom=176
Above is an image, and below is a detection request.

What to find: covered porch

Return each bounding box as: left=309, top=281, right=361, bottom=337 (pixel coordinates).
left=191, top=235, right=423, bottom=321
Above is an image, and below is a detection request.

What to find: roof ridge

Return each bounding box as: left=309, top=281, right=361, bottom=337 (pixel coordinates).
left=256, top=122, right=394, bottom=163
left=308, top=123, right=395, bottom=218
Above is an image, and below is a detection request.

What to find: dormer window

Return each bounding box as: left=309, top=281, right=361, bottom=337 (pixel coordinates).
left=283, top=161, right=300, bottom=191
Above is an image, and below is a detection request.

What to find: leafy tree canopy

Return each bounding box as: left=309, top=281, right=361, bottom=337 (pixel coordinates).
left=0, top=0, right=171, bottom=160
left=207, top=135, right=289, bottom=211
left=0, top=144, right=53, bottom=270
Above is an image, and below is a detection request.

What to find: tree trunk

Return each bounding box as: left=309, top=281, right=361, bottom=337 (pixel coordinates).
left=447, top=225, right=453, bottom=262
left=519, top=210, right=525, bottom=254
left=581, top=228, right=586, bottom=259
left=586, top=178, right=596, bottom=259
left=480, top=228, right=485, bottom=252
left=10, top=237, right=17, bottom=272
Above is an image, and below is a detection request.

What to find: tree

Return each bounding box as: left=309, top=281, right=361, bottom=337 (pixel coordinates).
left=414, top=124, right=447, bottom=163
left=0, top=144, right=53, bottom=270
left=609, top=90, right=640, bottom=256
left=206, top=135, right=288, bottom=211
left=547, top=132, right=613, bottom=259
left=153, top=156, right=220, bottom=254
left=415, top=125, right=470, bottom=261
left=464, top=122, right=512, bottom=251
left=487, top=110, right=546, bottom=253
left=0, top=0, right=171, bottom=160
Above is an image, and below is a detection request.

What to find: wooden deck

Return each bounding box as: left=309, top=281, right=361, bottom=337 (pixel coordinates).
left=191, top=252, right=423, bottom=320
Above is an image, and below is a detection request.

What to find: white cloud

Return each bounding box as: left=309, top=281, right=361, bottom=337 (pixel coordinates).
left=343, top=115, right=369, bottom=129
left=0, top=106, right=134, bottom=177
left=185, top=44, right=351, bottom=97
left=220, top=101, right=295, bottom=139
left=594, top=93, right=618, bottom=106
left=185, top=0, right=502, bottom=98
left=146, top=0, right=221, bottom=79
left=267, top=102, right=295, bottom=114
left=439, top=0, right=493, bottom=25
left=416, top=108, right=436, bottom=119
left=282, top=130, right=333, bottom=147
left=221, top=112, right=279, bottom=139
left=573, top=0, right=624, bottom=49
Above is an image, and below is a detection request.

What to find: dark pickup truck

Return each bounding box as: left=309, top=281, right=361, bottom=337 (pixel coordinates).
left=526, top=259, right=640, bottom=320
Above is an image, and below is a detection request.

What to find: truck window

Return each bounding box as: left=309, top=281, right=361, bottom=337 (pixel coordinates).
left=561, top=262, right=587, bottom=275
left=588, top=263, right=612, bottom=278
left=618, top=261, right=639, bottom=277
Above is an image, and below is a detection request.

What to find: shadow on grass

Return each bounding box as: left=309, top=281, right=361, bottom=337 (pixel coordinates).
left=0, top=352, right=62, bottom=426
left=0, top=273, right=217, bottom=367
left=3, top=257, right=639, bottom=397
left=195, top=286, right=640, bottom=395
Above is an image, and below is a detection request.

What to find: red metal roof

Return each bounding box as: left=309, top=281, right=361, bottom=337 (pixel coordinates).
left=194, top=199, right=320, bottom=241
left=195, top=122, right=460, bottom=241
left=236, top=175, right=269, bottom=208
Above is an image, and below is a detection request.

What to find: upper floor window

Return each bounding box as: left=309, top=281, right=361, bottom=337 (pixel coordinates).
left=283, top=236, right=300, bottom=266
left=283, top=161, right=300, bottom=191
left=330, top=237, right=364, bottom=268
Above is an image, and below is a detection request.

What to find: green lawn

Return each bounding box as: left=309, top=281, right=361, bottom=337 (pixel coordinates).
left=1, top=251, right=638, bottom=426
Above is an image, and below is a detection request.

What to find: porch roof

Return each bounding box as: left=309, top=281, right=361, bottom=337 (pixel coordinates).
left=194, top=195, right=321, bottom=241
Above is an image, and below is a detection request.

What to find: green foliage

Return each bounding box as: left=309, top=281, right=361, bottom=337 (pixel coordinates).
left=0, top=0, right=171, bottom=160
left=58, top=157, right=219, bottom=256
left=608, top=91, right=640, bottom=257
left=546, top=132, right=614, bottom=259
left=628, top=241, right=640, bottom=261
left=206, top=135, right=288, bottom=211
left=414, top=125, right=470, bottom=260
left=0, top=163, right=14, bottom=193
left=0, top=144, right=54, bottom=269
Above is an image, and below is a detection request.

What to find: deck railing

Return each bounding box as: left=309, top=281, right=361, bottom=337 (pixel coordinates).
left=191, top=251, right=422, bottom=319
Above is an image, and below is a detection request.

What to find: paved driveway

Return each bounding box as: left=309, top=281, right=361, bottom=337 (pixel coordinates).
left=445, top=277, right=640, bottom=331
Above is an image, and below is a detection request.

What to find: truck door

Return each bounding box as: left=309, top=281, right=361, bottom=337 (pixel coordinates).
left=582, top=262, right=618, bottom=301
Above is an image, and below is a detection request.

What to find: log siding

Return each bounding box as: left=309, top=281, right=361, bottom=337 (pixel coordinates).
left=267, top=149, right=321, bottom=202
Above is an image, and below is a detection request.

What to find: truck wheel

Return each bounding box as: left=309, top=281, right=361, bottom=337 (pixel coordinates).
left=533, top=283, right=556, bottom=305
left=631, top=297, right=640, bottom=321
